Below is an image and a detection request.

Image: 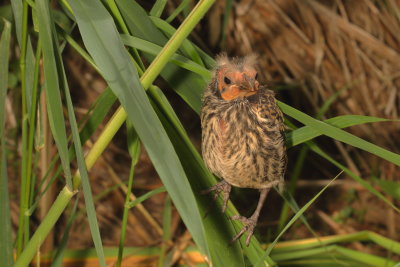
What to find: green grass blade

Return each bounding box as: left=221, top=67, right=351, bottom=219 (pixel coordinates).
left=285, top=118, right=399, bottom=213
left=60, top=45, right=107, bottom=267
left=308, top=142, right=400, bottom=213
left=150, top=0, right=167, bottom=17
left=10, top=0, right=22, bottom=44
left=0, top=19, right=10, bottom=159
left=316, top=86, right=349, bottom=118
left=16, top=0, right=30, bottom=256
left=278, top=146, right=308, bottom=231
left=40, top=1, right=109, bottom=263
left=24, top=40, right=35, bottom=115
left=166, top=0, right=191, bottom=23
left=279, top=101, right=400, bottom=166
left=50, top=196, right=80, bottom=267
left=256, top=172, right=342, bottom=266
left=272, top=231, right=400, bottom=256
left=69, top=0, right=214, bottom=258
left=79, top=88, right=117, bottom=144
left=36, top=0, right=72, bottom=189
left=121, top=34, right=210, bottom=79
left=286, top=115, right=392, bottom=147
left=127, top=186, right=167, bottom=209
left=52, top=10, right=110, bottom=262
left=333, top=246, right=395, bottom=267
left=117, top=159, right=136, bottom=267
left=117, top=125, right=140, bottom=267
left=272, top=244, right=395, bottom=266
left=0, top=18, right=13, bottom=267
left=149, top=16, right=204, bottom=65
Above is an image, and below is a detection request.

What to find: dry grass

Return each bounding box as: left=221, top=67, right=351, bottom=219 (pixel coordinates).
left=222, top=0, right=400, bottom=176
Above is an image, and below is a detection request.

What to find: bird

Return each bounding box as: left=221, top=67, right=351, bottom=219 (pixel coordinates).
left=200, top=54, right=287, bottom=246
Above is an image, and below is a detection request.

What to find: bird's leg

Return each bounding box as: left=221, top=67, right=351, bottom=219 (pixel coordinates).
left=230, top=188, right=270, bottom=246
left=201, top=180, right=232, bottom=213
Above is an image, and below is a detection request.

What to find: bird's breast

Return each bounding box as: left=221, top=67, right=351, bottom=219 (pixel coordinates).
left=202, top=100, right=285, bottom=189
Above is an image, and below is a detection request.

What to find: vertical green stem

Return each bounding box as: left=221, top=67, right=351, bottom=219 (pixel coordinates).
left=14, top=187, right=76, bottom=267
left=16, top=0, right=30, bottom=257
left=26, top=42, right=41, bottom=207
left=116, top=159, right=136, bottom=267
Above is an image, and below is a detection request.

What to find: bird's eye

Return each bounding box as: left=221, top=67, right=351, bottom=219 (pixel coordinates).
left=224, top=77, right=231, bottom=84
left=255, top=73, right=258, bottom=80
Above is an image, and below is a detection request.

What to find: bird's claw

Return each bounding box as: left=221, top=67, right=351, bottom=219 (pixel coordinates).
left=201, top=181, right=231, bottom=213
left=230, top=215, right=257, bottom=246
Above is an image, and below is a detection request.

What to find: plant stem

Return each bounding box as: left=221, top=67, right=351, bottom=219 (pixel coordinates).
left=16, top=0, right=30, bottom=257
left=14, top=187, right=76, bottom=267
left=117, top=159, right=136, bottom=267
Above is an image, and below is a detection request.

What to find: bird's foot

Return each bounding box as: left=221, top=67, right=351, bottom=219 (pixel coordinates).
left=230, top=215, right=258, bottom=246
left=201, top=180, right=231, bottom=213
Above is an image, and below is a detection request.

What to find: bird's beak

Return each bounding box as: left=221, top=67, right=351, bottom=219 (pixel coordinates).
left=239, top=74, right=259, bottom=96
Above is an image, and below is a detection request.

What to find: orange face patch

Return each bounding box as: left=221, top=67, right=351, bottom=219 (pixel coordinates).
left=221, top=86, right=256, bottom=101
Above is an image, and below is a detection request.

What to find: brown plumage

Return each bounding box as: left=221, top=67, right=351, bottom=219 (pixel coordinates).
left=201, top=54, right=287, bottom=246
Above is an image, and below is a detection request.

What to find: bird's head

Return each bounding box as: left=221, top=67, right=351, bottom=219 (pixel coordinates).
left=213, top=54, right=260, bottom=101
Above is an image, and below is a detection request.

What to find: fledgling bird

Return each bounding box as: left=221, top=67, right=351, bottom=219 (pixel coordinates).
left=201, top=54, right=287, bottom=246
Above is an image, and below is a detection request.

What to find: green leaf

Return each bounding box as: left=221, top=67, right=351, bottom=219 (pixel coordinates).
left=10, top=0, right=23, bottom=45
left=127, top=186, right=167, bottom=209
left=60, top=38, right=108, bottom=267
left=166, top=0, right=191, bottom=23
left=150, top=0, right=167, bottom=17
left=121, top=34, right=210, bottom=79
left=69, top=0, right=210, bottom=258
left=279, top=101, right=400, bottom=166
left=0, top=18, right=14, bottom=267
left=126, top=120, right=141, bottom=164
left=79, top=88, right=117, bottom=143
left=50, top=197, right=80, bottom=267
left=0, top=19, right=11, bottom=144
left=117, top=137, right=140, bottom=267
left=286, top=115, right=392, bottom=147
left=36, top=0, right=72, bottom=189
left=309, top=142, right=400, bottom=213
left=38, top=0, right=108, bottom=265
left=24, top=40, right=35, bottom=115
left=285, top=120, right=399, bottom=213
left=149, top=16, right=204, bottom=66
left=256, top=172, right=342, bottom=266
